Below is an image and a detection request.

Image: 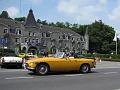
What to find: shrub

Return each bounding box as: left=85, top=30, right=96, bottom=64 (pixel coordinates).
left=85, top=54, right=120, bottom=61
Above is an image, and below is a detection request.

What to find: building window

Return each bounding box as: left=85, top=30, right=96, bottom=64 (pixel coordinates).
left=33, top=32, right=36, bottom=36
left=29, top=31, right=32, bottom=36
left=18, top=29, right=21, bottom=35
left=59, top=36, right=61, bottom=39
left=24, top=38, right=27, bottom=43
left=29, top=38, right=31, bottom=42
left=4, top=28, right=8, bottom=33
left=36, top=39, right=39, bottom=43
left=10, top=28, right=16, bottom=34
left=68, top=36, right=71, bottom=40
left=46, top=33, right=50, bottom=37
left=65, top=43, right=66, bottom=47
left=15, top=38, right=20, bottom=43
left=42, top=33, right=45, bottom=37
left=32, top=39, right=35, bottom=43
left=29, top=32, right=30, bottom=36
left=80, top=37, right=83, bottom=41
left=72, top=37, right=74, bottom=41
left=62, top=34, right=66, bottom=39
left=16, top=28, right=22, bottom=35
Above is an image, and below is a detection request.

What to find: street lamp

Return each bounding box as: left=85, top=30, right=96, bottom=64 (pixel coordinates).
left=113, top=31, right=118, bottom=55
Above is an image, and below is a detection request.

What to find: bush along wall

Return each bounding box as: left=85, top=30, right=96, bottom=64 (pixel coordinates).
left=86, top=54, right=120, bottom=62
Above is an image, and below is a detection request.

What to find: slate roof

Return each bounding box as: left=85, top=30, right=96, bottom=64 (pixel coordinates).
left=41, top=25, right=80, bottom=37
left=0, top=9, right=81, bottom=37
left=0, top=18, right=22, bottom=28
left=25, top=9, right=38, bottom=27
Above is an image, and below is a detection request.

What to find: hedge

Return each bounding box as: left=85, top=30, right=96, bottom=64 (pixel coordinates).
left=85, top=54, right=120, bottom=62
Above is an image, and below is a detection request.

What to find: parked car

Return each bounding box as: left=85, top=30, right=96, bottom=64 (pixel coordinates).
left=18, top=53, right=26, bottom=58
left=0, top=56, right=23, bottom=68
left=18, top=53, right=34, bottom=58
left=73, top=53, right=86, bottom=58
left=26, top=53, right=34, bottom=58
left=25, top=52, right=96, bottom=75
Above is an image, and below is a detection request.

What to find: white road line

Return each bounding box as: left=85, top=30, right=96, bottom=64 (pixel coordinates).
left=114, top=89, right=120, bottom=90
left=64, top=74, right=83, bottom=77
left=95, top=67, right=120, bottom=69
left=5, top=76, right=34, bottom=80
left=104, top=72, right=118, bottom=75
left=0, top=69, right=27, bottom=73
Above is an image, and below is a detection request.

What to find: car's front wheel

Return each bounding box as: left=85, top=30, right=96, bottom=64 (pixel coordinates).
left=36, top=64, right=49, bottom=75
left=80, top=64, right=90, bottom=73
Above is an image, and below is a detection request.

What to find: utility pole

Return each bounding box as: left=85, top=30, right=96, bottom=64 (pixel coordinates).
left=20, top=0, right=22, bottom=16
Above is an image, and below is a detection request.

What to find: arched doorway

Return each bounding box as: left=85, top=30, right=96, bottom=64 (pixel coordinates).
left=50, top=46, right=56, bottom=54
left=28, top=46, right=38, bottom=55
left=21, top=47, right=26, bottom=53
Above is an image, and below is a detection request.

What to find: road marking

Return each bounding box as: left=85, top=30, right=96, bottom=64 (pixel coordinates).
left=0, top=69, right=27, bottom=73
left=64, top=74, right=83, bottom=77
left=115, top=89, right=120, bottom=90
left=95, top=67, right=120, bottom=69
left=5, top=76, right=34, bottom=80
left=104, top=72, right=118, bottom=75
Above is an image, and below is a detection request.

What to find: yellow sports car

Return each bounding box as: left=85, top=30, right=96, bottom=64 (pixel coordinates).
left=25, top=52, right=96, bottom=75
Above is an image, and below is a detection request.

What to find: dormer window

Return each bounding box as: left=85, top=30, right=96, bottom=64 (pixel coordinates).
left=16, top=28, right=22, bottom=35
left=29, top=31, right=32, bottom=36
left=4, top=28, right=8, bottom=33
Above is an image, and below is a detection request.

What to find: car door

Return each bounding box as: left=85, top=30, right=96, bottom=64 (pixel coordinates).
left=50, top=58, right=80, bottom=72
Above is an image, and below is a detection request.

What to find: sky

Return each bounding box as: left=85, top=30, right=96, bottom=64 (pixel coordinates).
left=0, top=0, right=120, bottom=38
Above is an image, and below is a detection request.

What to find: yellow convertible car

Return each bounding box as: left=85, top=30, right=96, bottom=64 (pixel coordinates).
left=25, top=52, right=96, bottom=75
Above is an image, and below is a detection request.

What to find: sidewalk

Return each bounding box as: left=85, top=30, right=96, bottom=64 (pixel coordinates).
left=96, top=61, right=120, bottom=69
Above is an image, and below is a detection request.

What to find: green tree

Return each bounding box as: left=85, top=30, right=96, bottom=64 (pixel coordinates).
left=14, top=17, right=26, bottom=22
left=65, top=22, right=71, bottom=28
left=87, top=20, right=115, bottom=53
left=0, top=11, right=12, bottom=19
left=41, top=20, right=48, bottom=25
left=0, top=11, right=9, bottom=18
left=49, top=22, right=56, bottom=27
left=37, top=19, right=41, bottom=24
left=55, top=22, right=65, bottom=28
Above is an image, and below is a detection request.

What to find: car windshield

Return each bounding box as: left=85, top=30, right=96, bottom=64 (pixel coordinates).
left=54, top=52, right=65, bottom=58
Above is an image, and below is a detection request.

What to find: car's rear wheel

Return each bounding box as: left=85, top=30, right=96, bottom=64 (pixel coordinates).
left=36, top=64, right=49, bottom=75
left=80, top=64, right=90, bottom=73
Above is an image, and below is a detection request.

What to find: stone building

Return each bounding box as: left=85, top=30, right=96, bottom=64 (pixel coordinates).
left=0, top=9, right=89, bottom=55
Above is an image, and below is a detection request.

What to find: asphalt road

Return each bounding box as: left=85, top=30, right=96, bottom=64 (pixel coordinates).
left=0, top=61, right=120, bottom=90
